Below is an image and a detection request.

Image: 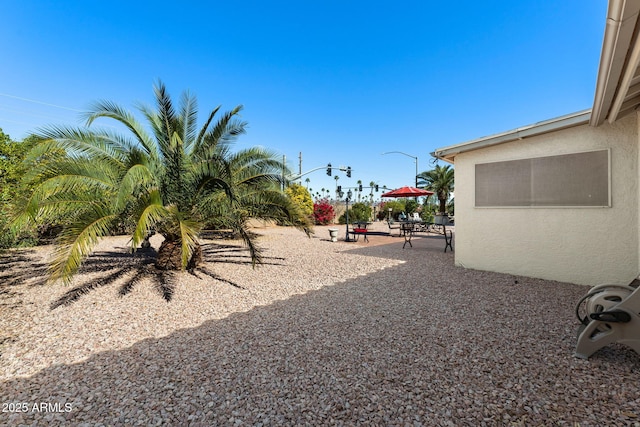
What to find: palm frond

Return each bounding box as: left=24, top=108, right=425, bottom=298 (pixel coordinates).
left=240, top=190, right=313, bottom=233
left=83, top=100, right=158, bottom=159
left=229, top=147, right=288, bottom=188
left=19, top=173, right=113, bottom=222
left=49, top=208, right=117, bottom=285
left=29, top=126, right=126, bottom=166
left=195, top=106, right=246, bottom=158
left=136, top=102, right=164, bottom=158
left=193, top=105, right=220, bottom=152
left=114, top=163, right=157, bottom=212
left=165, top=205, right=202, bottom=270
left=153, top=81, right=177, bottom=157
left=179, top=90, right=199, bottom=154
left=130, top=190, right=167, bottom=250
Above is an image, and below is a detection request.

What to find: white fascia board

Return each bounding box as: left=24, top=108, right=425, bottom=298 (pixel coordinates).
left=431, top=110, right=591, bottom=163
left=591, top=0, right=640, bottom=126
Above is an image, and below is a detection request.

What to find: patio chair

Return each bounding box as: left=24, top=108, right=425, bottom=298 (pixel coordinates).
left=444, top=225, right=453, bottom=252
left=387, top=219, right=402, bottom=237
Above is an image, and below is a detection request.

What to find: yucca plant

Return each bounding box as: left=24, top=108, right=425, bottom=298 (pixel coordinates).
left=12, top=81, right=311, bottom=286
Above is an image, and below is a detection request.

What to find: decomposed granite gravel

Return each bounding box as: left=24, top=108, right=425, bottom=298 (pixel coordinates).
left=1, top=224, right=639, bottom=426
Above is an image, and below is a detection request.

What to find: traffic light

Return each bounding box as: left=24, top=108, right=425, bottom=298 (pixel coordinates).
left=337, top=185, right=341, bottom=193
left=326, top=163, right=332, bottom=176
left=346, top=166, right=351, bottom=178
left=375, top=184, right=379, bottom=192
left=358, top=184, right=363, bottom=192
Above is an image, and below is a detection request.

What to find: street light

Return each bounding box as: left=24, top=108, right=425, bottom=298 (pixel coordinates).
left=338, top=188, right=354, bottom=241
left=382, top=151, right=418, bottom=188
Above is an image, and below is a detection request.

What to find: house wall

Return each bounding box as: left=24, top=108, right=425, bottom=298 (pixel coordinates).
left=453, top=113, right=639, bottom=286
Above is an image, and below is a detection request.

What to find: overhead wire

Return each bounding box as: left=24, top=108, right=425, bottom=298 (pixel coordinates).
left=0, top=93, right=83, bottom=112
left=0, top=92, right=121, bottom=133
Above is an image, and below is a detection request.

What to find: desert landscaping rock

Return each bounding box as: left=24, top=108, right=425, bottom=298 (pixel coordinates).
left=1, top=224, right=639, bottom=425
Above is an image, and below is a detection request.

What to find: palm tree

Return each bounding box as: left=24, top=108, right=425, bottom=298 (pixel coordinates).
left=368, top=181, right=376, bottom=202
left=417, top=164, right=454, bottom=214
left=13, top=81, right=310, bottom=285
left=305, top=177, right=310, bottom=188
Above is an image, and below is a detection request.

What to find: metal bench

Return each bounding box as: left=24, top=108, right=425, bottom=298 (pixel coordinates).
left=347, top=222, right=369, bottom=242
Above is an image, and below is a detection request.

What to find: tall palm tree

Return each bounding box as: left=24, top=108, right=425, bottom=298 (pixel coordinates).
left=368, top=181, right=376, bottom=203
left=417, top=164, right=454, bottom=214
left=13, top=81, right=310, bottom=285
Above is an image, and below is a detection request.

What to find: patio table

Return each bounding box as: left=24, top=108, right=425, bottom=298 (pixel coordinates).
left=401, top=222, right=415, bottom=249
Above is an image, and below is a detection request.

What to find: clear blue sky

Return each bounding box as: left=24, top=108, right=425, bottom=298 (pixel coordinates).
left=1, top=1, right=606, bottom=199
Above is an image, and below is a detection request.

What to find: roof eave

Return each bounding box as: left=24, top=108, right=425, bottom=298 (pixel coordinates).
left=431, top=110, right=591, bottom=163
left=591, top=0, right=640, bottom=126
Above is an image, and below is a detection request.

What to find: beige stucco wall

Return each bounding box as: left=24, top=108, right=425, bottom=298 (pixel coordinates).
left=453, top=113, right=639, bottom=286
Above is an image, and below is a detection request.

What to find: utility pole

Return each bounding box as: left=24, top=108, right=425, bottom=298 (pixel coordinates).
left=299, top=152, right=302, bottom=179
left=282, top=154, right=286, bottom=191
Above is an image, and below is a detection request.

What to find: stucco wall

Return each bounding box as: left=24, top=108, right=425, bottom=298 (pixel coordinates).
left=453, top=113, right=639, bottom=286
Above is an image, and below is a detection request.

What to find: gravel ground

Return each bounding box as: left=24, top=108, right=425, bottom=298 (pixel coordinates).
left=1, top=224, right=639, bottom=426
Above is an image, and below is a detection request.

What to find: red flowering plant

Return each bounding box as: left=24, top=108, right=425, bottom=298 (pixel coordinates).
left=313, top=198, right=336, bottom=225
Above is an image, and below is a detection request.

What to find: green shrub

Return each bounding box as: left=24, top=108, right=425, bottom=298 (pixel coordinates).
left=378, top=200, right=405, bottom=221
left=338, top=202, right=371, bottom=224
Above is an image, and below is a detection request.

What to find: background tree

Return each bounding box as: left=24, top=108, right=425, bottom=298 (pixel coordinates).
left=0, top=131, right=55, bottom=248
left=378, top=200, right=406, bottom=221
left=417, top=164, right=454, bottom=214
left=285, top=183, right=313, bottom=219
left=0, top=129, right=28, bottom=247
left=404, top=199, right=419, bottom=215
left=12, top=81, right=311, bottom=286
left=368, top=181, right=376, bottom=204
left=338, top=202, right=371, bottom=224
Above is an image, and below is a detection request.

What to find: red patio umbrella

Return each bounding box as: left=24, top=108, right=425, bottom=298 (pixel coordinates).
left=381, top=186, right=433, bottom=198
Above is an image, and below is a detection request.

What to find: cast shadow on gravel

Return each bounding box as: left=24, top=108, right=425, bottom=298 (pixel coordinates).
left=1, top=257, right=639, bottom=426
left=49, top=241, right=287, bottom=308
left=0, top=249, right=49, bottom=309
left=341, top=232, right=454, bottom=260
left=0, top=240, right=287, bottom=310
left=0, top=249, right=49, bottom=289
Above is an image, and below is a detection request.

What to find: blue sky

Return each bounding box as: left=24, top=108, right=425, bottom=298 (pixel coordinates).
left=1, top=1, right=606, bottom=199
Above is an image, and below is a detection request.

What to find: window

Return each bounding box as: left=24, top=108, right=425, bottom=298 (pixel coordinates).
left=475, top=149, right=610, bottom=207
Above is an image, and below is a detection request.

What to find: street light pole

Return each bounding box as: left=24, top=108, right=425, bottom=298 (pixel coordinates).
left=344, top=189, right=352, bottom=241
left=337, top=188, right=353, bottom=241
left=382, top=151, right=418, bottom=188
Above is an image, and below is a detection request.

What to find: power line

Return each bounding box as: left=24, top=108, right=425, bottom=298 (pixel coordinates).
left=0, top=93, right=83, bottom=112
left=0, top=105, right=77, bottom=122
